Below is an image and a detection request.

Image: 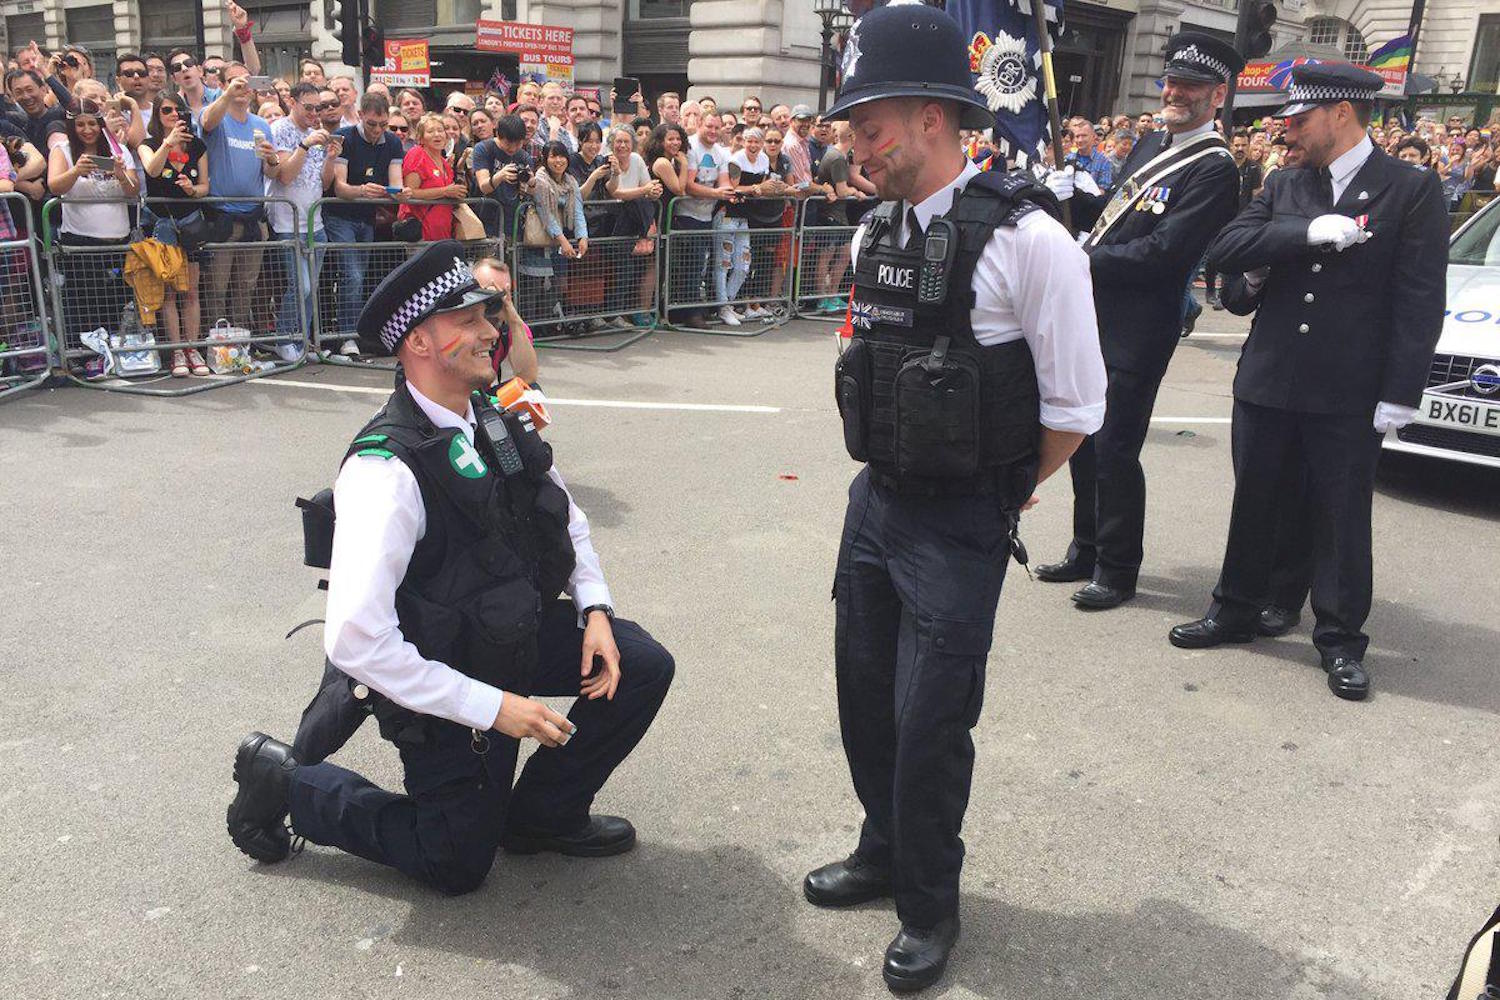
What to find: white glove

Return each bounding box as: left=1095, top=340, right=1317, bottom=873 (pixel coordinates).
left=1373, top=401, right=1418, bottom=434
left=1074, top=169, right=1102, bottom=197
left=1307, top=214, right=1368, bottom=252
left=1044, top=167, right=1075, bottom=202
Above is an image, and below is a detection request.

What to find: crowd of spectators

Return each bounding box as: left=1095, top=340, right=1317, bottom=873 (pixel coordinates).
left=5, top=15, right=1493, bottom=375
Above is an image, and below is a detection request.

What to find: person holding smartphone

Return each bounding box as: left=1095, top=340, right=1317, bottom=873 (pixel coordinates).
left=47, top=97, right=140, bottom=351
left=139, top=95, right=211, bottom=376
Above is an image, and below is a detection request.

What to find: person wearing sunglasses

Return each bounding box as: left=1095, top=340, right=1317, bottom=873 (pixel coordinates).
left=317, top=87, right=344, bottom=132
left=138, top=95, right=211, bottom=376
left=113, top=52, right=153, bottom=122
left=264, top=81, right=337, bottom=361
left=200, top=63, right=273, bottom=336
left=472, top=256, right=539, bottom=383
left=739, top=97, right=762, bottom=127
left=387, top=113, right=412, bottom=151
left=167, top=49, right=221, bottom=124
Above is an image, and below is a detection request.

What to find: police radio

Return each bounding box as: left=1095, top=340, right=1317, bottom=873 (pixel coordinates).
left=472, top=392, right=526, bottom=477
left=917, top=218, right=959, bottom=306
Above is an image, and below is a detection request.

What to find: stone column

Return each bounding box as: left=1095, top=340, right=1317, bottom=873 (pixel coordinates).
left=519, top=0, right=623, bottom=89
left=688, top=0, right=822, bottom=109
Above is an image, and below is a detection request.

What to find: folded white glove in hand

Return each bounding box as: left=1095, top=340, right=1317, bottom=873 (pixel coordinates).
left=1074, top=169, right=1102, bottom=197
left=1373, top=401, right=1418, bottom=434
left=1044, top=167, right=1075, bottom=202
left=1307, top=214, right=1368, bottom=251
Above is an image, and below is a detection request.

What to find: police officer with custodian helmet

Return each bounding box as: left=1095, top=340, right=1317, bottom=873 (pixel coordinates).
left=225, top=241, right=674, bottom=894
left=807, top=4, right=1107, bottom=991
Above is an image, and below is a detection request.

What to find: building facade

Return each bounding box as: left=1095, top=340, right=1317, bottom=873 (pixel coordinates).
left=0, top=0, right=1494, bottom=117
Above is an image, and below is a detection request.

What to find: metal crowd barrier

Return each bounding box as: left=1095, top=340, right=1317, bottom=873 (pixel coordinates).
left=44, top=196, right=308, bottom=396
left=0, top=192, right=52, bottom=400
left=309, top=197, right=506, bottom=370
left=660, top=197, right=797, bottom=337
left=792, top=198, right=863, bottom=323
left=510, top=198, right=656, bottom=353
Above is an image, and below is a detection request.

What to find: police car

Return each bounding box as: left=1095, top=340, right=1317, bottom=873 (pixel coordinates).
left=1383, top=195, right=1500, bottom=469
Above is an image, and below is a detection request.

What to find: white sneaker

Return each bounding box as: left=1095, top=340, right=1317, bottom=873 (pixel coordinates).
left=274, top=342, right=305, bottom=363
left=718, top=305, right=742, bottom=326
left=339, top=338, right=361, bottom=357
left=743, top=304, right=767, bottom=320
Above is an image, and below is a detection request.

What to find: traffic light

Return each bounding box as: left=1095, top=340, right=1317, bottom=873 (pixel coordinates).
left=1235, top=0, right=1278, bottom=60
left=332, top=0, right=363, bottom=68
left=362, top=23, right=385, bottom=72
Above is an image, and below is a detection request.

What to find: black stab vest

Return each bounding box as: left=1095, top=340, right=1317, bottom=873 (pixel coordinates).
left=344, top=380, right=576, bottom=734
left=836, top=170, right=1051, bottom=500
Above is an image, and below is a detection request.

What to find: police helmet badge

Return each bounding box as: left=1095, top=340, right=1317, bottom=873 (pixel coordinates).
left=970, top=31, right=1037, bottom=116
left=842, top=21, right=862, bottom=79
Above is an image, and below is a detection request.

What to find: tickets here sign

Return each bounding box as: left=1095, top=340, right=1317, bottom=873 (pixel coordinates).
left=476, top=19, right=575, bottom=87
left=371, top=39, right=430, bottom=88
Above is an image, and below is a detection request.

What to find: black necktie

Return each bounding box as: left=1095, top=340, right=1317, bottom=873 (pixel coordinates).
left=1316, top=166, right=1334, bottom=209
left=903, top=206, right=924, bottom=250
left=1160, top=132, right=1171, bottom=151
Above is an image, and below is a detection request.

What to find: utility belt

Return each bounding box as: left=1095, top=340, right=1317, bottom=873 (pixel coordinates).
left=866, top=462, right=1030, bottom=501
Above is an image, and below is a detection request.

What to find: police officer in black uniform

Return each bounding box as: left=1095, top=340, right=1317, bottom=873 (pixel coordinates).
left=805, top=5, right=1107, bottom=992
left=1035, top=33, right=1243, bottom=609
left=1171, top=65, right=1449, bottom=701
left=226, top=242, right=674, bottom=892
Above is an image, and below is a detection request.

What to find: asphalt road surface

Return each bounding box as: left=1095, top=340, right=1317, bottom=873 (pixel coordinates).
left=4, top=308, right=1498, bottom=1000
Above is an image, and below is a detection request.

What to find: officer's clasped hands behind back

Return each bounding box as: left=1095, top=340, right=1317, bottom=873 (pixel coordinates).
left=227, top=241, right=674, bottom=896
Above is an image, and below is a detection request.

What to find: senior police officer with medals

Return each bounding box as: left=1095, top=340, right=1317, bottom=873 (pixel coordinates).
left=805, top=4, right=1106, bottom=992
left=225, top=241, right=675, bottom=892
left=1170, top=64, right=1448, bottom=701
left=1035, top=32, right=1243, bottom=610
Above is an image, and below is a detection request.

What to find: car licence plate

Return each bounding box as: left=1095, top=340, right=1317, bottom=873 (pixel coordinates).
left=1417, top=391, right=1500, bottom=436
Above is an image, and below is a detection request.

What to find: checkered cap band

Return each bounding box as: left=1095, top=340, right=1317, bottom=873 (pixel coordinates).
left=1286, top=82, right=1379, bottom=106
left=380, top=257, right=476, bottom=352
left=1170, top=44, right=1231, bottom=82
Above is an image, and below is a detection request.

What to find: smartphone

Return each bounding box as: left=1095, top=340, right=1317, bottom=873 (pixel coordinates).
left=384, top=185, right=402, bottom=195
left=87, top=154, right=117, bottom=170
left=612, top=77, right=640, bottom=116
left=245, top=75, right=273, bottom=91
left=104, top=99, right=122, bottom=114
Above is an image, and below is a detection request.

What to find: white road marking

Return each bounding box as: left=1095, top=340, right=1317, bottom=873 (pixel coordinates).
left=257, top=377, right=782, bottom=413
left=1153, top=416, right=1232, bottom=424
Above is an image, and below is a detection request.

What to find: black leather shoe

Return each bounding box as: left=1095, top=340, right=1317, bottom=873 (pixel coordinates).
left=1071, top=581, right=1135, bottom=609
left=803, top=854, right=893, bottom=908
left=1035, top=559, right=1093, bottom=583
left=1181, top=300, right=1202, bottom=337
left=1257, top=605, right=1301, bottom=637
left=501, top=815, right=636, bottom=857
left=883, top=916, right=960, bottom=994
left=1323, top=656, right=1369, bottom=701
left=1168, top=617, right=1257, bottom=649
left=227, top=731, right=298, bottom=863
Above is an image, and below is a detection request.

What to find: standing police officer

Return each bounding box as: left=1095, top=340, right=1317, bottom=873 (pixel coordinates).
left=1036, top=33, right=1243, bottom=610
left=806, top=5, right=1106, bottom=992
left=226, top=242, right=675, bottom=892
left=1171, top=65, right=1449, bottom=701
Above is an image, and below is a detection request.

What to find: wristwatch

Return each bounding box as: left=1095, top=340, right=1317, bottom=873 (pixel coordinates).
left=298, top=140, right=311, bottom=151
left=582, top=604, right=614, bottom=621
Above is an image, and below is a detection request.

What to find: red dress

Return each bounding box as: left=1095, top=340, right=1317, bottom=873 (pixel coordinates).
left=397, top=146, right=455, bottom=241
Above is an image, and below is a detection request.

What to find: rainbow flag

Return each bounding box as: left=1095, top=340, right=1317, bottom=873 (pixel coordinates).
left=1366, top=34, right=1411, bottom=72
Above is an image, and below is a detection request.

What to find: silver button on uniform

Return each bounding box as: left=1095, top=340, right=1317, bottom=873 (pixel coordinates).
left=1298, top=323, right=1310, bottom=334
left=1311, top=263, right=1322, bottom=273
left=1304, top=293, right=1315, bottom=303
left=353, top=683, right=369, bottom=700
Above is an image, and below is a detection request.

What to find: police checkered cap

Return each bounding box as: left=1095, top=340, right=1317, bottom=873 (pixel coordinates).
left=1286, top=81, right=1378, bottom=106
left=1171, top=45, right=1230, bottom=82
left=380, top=257, right=475, bottom=352
left=1161, top=32, right=1244, bottom=84
left=1276, top=63, right=1383, bottom=118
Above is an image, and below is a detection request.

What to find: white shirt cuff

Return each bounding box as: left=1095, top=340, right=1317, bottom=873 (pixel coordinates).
left=1040, top=399, right=1107, bottom=436
left=572, top=582, right=613, bottom=615
left=456, top=679, right=504, bottom=732
left=1374, top=401, right=1418, bottom=433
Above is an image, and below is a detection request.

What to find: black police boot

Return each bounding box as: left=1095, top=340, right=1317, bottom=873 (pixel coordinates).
left=1323, top=656, right=1369, bottom=701
left=883, top=916, right=960, bottom=993
left=1168, top=617, right=1257, bottom=649
left=1181, top=299, right=1202, bottom=337
left=803, top=854, right=893, bottom=907
left=1071, top=581, right=1135, bottom=609
left=501, top=815, right=637, bottom=857
left=1035, top=558, right=1093, bottom=583
left=226, top=732, right=298, bottom=863
left=1257, top=605, right=1302, bottom=637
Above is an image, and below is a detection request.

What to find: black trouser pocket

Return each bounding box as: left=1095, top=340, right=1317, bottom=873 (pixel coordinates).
left=835, top=338, right=872, bottom=462
left=894, top=352, right=982, bottom=478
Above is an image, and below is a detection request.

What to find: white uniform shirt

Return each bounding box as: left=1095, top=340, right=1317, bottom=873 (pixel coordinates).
left=323, top=382, right=613, bottom=732
left=850, top=160, right=1107, bottom=435
left=1328, top=135, right=1374, bottom=203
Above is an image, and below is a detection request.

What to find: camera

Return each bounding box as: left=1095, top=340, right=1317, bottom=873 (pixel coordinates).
left=515, top=166, right=533, bottom=185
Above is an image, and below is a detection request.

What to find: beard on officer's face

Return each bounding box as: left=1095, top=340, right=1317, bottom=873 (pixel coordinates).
left=417, top=308, right=499, bottom=391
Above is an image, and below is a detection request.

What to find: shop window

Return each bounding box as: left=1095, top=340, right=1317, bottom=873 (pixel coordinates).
left=142, top=0, right=199, bottom=54
left=1470, top=14, right=1500, bottom=94
left=630, top=0, right=690, bottom=19
left=65, top=6, right=117, bottom=88
left=6, top=13, right=45, bottom=52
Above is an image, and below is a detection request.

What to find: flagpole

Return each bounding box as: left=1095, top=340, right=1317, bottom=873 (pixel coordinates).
left=1029, top=0, right=1072, bottom=230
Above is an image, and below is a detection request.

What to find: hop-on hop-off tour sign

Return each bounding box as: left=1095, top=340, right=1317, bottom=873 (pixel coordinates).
left=1238, top=34, right=1411, bottom=100
left=477, top=19, right=575, bottom=88
left=371, top=39, right=430, bottom=88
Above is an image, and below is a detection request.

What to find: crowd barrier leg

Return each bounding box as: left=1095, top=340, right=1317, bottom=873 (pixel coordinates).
left=46, top=197, right=310, bottom=397
left=0, top=202, right=54, bottom=401
left=791, top=200, right=857, bottom=324
left=660, top=215, right=795, bottom=338
left=512, top=203, right=655, bottom=354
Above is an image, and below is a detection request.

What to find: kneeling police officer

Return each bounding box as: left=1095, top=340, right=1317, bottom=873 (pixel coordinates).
left=809, top=5, right=1107, bottom=992
left=226, top=242, right=674, bottom=894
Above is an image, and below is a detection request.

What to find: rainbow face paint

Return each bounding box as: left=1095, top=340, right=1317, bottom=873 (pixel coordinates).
left=439, top=335, right=466, bottom=359
left=875, top=137, right=900, bottom=157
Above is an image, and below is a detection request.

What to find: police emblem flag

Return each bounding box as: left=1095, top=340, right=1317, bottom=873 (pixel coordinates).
left=946, top=0, right=1065, bottom=169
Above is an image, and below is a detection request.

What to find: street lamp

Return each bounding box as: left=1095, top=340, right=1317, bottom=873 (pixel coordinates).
left=816, top=0, right=851, bottom=112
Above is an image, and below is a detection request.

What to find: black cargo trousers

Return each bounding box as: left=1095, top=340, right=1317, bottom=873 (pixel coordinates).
left=833, top=465, right=1014, bottom=929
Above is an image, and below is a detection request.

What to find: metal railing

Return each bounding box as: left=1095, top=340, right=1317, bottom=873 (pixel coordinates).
left=660, top=196, right=798, bottom=337
left=43, top=196, right=308, bottom=396
left=0, top=192, right=52, bottom=400
left=792, top=198, right=861, bottom=323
